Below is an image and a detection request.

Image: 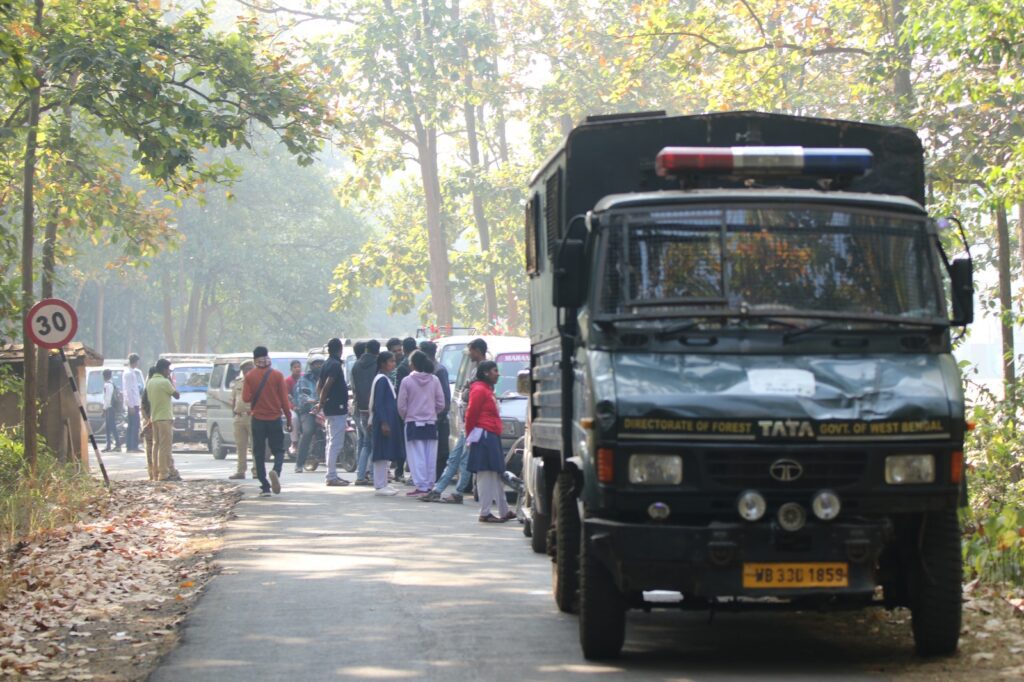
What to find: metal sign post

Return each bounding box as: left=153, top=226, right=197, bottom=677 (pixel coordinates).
left=58, top=348, right=109, bottom=487
left=25, top=298, right=109, bottom=487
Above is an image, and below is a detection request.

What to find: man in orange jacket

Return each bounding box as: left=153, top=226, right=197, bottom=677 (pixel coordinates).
left=242, top=346, right=293, bottom=497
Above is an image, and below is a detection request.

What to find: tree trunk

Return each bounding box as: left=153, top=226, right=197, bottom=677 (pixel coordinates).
left=1017, top=203, right=1024, bottom=280
left=418, top=128, right=453, bottom=328
left=454, top=0, right=498, bottom=323
left=465, top=104, right=499, bottom=323
left=20, top=0, right=44, bottom=471
left=180, top=275, right=202, bottom=352
left=94, top=280, right=105, bottom=355
left=161, top=273, right=177, bottom=353
left=887, top=0, right=916, bottom=113
left=482, top=1, right=510, bottom=163
left=36, top=213, right=58, bottom=408
left=36, top=71, right=76, bottom=413
left=71, top=278, right=86, bottom=309
left=197, top=278, right=215, bottom=352
left=996, top=203, right=1015, bottom=403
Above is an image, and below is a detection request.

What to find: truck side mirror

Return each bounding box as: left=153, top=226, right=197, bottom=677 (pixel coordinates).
left=553, top=237, right=587, bottom=308
left=516, top=370, right=530, bottom=396
left=948, top=258, right=973, bottom=326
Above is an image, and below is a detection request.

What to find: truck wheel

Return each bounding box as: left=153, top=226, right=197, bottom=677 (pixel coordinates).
left=209, top=426, right=228, bottom=460
left=910, top=509, right=962, bottom=656
left=530, top=511, right=550, bottom=554
left=579, top=532, right=626, bottom=659
left=551, top=471, right=580, bottom=614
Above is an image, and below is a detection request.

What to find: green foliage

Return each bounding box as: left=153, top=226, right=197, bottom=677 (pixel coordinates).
left=0, top=427, right=102, bottom=549
left=34, top=0, right=332, bottom=187
left=63, top=139, right=374, bottom=357
left=330, top=181, right=430, bottom=320
left=0, top=0, right=336, bottom=342
left=962, top=394, right=1024, bottom=585
left=906, top=0, right=1024, bottom=206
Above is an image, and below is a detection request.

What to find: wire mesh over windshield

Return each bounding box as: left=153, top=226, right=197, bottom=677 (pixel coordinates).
left=598, top=205, right=942, bottom=319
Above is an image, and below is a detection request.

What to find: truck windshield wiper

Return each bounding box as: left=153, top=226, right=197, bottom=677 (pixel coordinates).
left=784, top=317, right=944, bottom=342
left=654, top=314, right=801, bottom=341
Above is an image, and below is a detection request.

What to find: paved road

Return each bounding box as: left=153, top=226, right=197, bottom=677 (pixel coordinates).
left=100, top=448, right=921, bottom=681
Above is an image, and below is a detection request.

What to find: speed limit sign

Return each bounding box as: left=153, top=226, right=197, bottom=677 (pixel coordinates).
left=25, top=298, right=78, bottom=349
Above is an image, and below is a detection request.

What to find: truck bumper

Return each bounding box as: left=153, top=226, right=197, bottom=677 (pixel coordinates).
left=585, top=517, right=891, bottom=598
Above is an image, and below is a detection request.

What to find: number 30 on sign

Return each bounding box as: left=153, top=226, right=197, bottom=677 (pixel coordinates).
left=25, top=298, right=78, bottom=349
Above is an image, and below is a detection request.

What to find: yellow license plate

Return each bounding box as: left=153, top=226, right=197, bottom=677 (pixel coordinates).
left=742, top=562, right=849, bottom=589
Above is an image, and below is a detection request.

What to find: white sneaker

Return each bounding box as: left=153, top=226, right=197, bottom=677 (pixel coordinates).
left=374, top=486, right=399, bottom=497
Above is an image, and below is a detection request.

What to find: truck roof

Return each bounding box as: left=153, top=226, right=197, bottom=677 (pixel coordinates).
left=593, top=188, right=928, bottom=215
left=531, top=111, right=926, bottom=220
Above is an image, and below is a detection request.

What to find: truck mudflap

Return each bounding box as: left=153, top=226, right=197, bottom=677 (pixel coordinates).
left=585, top=517, right=891, bottom=598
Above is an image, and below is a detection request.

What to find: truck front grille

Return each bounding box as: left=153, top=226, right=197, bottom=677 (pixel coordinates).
left=705, top=452, right=866, bottom=489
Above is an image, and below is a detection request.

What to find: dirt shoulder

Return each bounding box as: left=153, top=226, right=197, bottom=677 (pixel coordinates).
left=0, top=480, right=241, bottom=680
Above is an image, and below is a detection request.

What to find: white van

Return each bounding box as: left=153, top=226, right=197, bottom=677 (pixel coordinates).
left=449, top=336, right=530, bottom=458
left=205, top=351, right=307, bottom=459
left=85, top=361, right=126, bottom=436
left=432, top=335, right=481, bottom=392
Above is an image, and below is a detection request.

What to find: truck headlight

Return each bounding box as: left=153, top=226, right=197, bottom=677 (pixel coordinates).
left=173, top=404, right=188, bottom=416
left=737, top=490, right=767, bottom=521
left=86, top=403, right=102, bottom=414
left=811, top=490, right=841, bottom=521
left=885, top=454, right=935, bottom=484
left=628, top=454, right=682, bottom=485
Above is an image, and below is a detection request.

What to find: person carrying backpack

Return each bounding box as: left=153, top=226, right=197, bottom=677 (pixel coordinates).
left=102, top=369, right=124, bottom=452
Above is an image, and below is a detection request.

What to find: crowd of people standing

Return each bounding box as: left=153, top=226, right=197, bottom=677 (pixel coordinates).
left=216, top=335, right=514, bottom=523
left=120, top=334, right=515, bottom=524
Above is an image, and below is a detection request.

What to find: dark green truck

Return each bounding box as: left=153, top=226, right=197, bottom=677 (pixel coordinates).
left=519, top=111, right=973, bottom=659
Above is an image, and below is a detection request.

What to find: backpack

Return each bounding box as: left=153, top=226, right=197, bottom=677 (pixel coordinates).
left=110, top=382, right=124, bottom=412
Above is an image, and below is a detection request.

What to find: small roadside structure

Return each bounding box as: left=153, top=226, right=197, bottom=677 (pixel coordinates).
left=0, top=342, right=104, bottom=467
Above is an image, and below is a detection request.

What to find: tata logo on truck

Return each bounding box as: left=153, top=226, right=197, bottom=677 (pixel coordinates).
left=757, top=419, right=815, bottom=439
left=769, top=458, right=804, bottom=482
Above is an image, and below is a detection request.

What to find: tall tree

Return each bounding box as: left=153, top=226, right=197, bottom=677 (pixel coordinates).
left=2, top=0, right=333, bottom=463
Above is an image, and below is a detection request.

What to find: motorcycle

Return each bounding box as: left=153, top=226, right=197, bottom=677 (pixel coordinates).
left=303, top=410, right=358, bottom=473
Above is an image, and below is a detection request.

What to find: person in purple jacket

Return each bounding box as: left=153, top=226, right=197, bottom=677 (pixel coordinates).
left=396, top=350, right=446, bottom=497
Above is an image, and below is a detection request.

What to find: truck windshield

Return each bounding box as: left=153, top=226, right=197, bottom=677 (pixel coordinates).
left=598, top=205, right=942, bottom=320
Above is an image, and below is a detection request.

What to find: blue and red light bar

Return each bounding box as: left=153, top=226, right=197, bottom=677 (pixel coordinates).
left=655, top=146, right=873, bottom=177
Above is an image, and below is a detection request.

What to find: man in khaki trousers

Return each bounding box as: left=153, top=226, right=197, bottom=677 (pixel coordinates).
left=229, top=360, right=254, bottom=479
left=146, top=358, right=180, bottom=481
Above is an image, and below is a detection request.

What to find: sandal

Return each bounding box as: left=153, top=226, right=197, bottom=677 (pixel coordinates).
left=500, top=511, right=516, bottom=521
left=479, top=514, right=505, bottom=523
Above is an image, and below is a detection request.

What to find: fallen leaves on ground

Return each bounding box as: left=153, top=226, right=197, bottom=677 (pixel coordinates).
left=0, top=480, right=240, bottom=680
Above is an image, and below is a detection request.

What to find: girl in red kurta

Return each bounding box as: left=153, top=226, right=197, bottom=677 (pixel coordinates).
left=465, top=361, right=512, bottom=523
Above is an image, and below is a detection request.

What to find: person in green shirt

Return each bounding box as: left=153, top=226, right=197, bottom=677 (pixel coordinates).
left=147, top=359, right=180, bottom=481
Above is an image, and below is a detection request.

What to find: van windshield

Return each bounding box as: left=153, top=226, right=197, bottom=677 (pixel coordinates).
left=439, top=345, right=464, bottom=380
left=597, top=205, right=943, bottom=321
left=87, top=370, right=122, bottom=394
left=494, top=353, right=529, bottom=396
left=172, top=366, right=212, bottom=392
